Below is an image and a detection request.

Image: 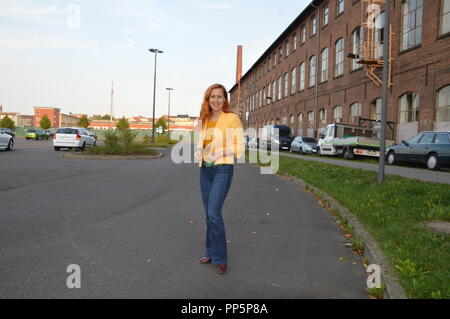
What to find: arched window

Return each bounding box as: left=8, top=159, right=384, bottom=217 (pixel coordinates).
left=370, top=98, right=382, bottom=122
left=298, top=113, right=304, bottom=136
left=319, top=108, right=327, bottom=127
left=278, top=76, right=282, bottom=100
left=311, top=15, right=317, bottom=36
left=350, top=103, right=362, bottom=124
left=291, top=67, right=297, bottom=94
left=335, top=38, right=345, bottom=77
left=399, top=93, right=420, bottom=124
left=441, top=0, right=450, bottom=35
left=272, top=79, right=277, bottom=102
left=321, top=48, right=329, bottom=83
left=437, top=85, right=450, bottom=123
left=308, top=111, right=315, bottom=128
left=351, top=27, right=364, bottom=70
left=309, top=56, right=317, bottom=87
left=284, top=73, right=289, bottom=98
left=375, top=12, right=385, bottom=59
left=282, top=117, right=288, bottom=125
left=401, top=0, right=423, bottom=51
left=333, top=106, right=343, bottom=123
left=299, top=62, right=306, bottom=91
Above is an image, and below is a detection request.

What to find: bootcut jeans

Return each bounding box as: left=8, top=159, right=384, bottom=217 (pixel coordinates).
left=200, top=163, right=234, bottom=265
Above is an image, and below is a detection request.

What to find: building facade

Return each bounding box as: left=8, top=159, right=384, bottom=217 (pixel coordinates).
left=230, top=0, right=450, bottom=143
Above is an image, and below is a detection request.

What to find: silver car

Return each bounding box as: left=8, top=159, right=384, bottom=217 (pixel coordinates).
left=0, top=130, right=14, bottom=151
left=53, top=127, right=96, bottom=151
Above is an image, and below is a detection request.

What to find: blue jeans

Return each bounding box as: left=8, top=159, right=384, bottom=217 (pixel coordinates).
left=200, top=163, right=234, bottom=265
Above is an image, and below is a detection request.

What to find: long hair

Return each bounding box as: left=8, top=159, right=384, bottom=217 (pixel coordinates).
left=199, top=84, right=233, bottom=125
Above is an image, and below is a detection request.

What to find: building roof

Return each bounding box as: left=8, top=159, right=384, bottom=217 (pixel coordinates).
left=229, top=0, right=319, bottom=93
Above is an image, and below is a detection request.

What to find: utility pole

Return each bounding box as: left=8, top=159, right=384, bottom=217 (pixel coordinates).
left=166, top=88, right=174, bottom=140
left=378, top=0, right=390, bottom=183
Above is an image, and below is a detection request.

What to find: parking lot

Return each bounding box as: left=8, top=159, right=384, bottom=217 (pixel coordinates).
left=0, top=138, right=368, bottom=298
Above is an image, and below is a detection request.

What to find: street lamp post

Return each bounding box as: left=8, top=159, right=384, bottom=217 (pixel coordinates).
left=148, top=48, right=164, bottom=144
left=166, top=88, right=174, bottom=140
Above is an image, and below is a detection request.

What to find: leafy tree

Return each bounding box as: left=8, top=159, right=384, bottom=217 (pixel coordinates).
left=116, top=117, right=130, bottom=131
left=77, top=115, right=90, bottom=128
left=102, top=114, right=114, bottom=121
left=155, top=117, right=167, bottom=132
left=39, top=114, right=51, bottom=129
left=0, top=115, right=15, bottom=129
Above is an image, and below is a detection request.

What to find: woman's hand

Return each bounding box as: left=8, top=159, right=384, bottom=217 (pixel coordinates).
left=205, top=150, right=222, bottom=162
left=194, top=150, right=202, bottom=161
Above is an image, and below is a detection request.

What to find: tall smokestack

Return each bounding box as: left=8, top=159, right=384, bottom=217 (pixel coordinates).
left=236, top=45, right=243, bottom=84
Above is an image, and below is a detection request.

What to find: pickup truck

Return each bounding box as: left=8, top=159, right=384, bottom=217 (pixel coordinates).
left=317, top=118, right=395, bottom=159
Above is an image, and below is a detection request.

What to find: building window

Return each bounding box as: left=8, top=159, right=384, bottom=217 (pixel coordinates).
left=278, top=76, right=282, bottom=100
left=273, top=80, right=277, bottom=102
left=399, top=93, right=420, bottom=124
left=293, top=33, right=298, bottom=50
left=335, top=38, right=345, bottom=77
left=279, top=47, right=283, bottom=60
left=286, top=40, right=290, bottom=57
left=333, top=106, right=343, bottom=123
left=374, top=12, right=386, bottom=59
left=321, top=48, right=329, bottom=83
left=437, top=85, right=450, bottom=123
left=291, top=67, right=297, bottom=94
left=301, top=25, right=306, bottom=44
left=309, top=56, right=317, bottom=87
left=260, top=89, right=263, bottom=107
left=370, top=98, right=382, bottom=122
left=401, top=0, right=423, bottom=51
left=299, top=62, right=305, bottom=91
left=308, top=111, right=315, bottom=128
left=263, top=87, right=266, bottom=106
left=319, top=108, right=327, bottom=128
left=284, top=73, right=289, bottom=98
left=350, top=103, right=362, bottom=124
left=267, top=83, right=271, bottom=104
left=337, top=0, right=345, bottom=16
left=311, top=15, right=317, bottom=36
left=323, top=3, right=329, bottom=26
left=298, top=113, right=304, bottom=129
left=441, top=0, right=450, bottom=35
left=351, top=27, right=364, bottom=70
left=274, top=52, right=277, bottom=66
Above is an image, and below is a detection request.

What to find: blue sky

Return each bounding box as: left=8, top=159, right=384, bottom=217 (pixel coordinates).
left=0, top=0, right=310, bottom=119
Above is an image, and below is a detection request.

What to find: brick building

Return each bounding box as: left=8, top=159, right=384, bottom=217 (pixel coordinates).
left=230, top=0, right=450, bottom=143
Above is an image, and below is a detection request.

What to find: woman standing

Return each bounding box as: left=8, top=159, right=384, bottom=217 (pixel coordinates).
left=194, top=84, right=244, bottom=274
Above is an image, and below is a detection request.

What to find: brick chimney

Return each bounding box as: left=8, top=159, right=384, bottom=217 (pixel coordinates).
left=236, top=45, right=243, bottom=84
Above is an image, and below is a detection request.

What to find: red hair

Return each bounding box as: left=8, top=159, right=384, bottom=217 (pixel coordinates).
left=200, top=84, right=233, bottom=125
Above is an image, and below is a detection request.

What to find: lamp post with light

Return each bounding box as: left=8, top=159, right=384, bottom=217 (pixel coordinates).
left=148, top=48, right=163, bottom=144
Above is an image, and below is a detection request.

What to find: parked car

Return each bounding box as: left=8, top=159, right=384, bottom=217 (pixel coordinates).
left=290, top=136, right=318, bottom=154
left=25, top=129, right=49, bottom=140
left=259, top=125, right=294, bottom=151
left=53, top=127, right=96, bottom=151
left=86, top=129, right=97, bottom=141
left=47, top=129, right=57, bottom=138
left=0, top=128, right=15, bottom=138
left=386, top=131, right=450, bottom=171
left=0, top=130, right=14, bottom=151
left=247, top=137, right=259, bottom=149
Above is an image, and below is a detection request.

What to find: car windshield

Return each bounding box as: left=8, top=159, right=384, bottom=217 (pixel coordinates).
left=406, top=134, right=422, bottom=144
left=57, top=128, right=78, bottom=134
left=279, top=129, right=292, bottom=138
left=302, top=137, right=316, bottom=143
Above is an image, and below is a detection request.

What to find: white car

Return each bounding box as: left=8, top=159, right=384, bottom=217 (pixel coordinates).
left=0, top=130, right=14, bottom=151
left=53, top=127, right=96, bottom=151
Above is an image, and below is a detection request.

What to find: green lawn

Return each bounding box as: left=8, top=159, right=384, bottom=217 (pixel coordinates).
left=247, top=151, right=450, bottom=299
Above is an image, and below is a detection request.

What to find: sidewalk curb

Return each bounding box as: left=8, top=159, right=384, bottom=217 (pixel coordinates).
left=61, top=152, right=164, bottom=160
left=280, top=171, right=408, bottom=299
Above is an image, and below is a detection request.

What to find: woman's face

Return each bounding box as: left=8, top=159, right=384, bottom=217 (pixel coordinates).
left=209, top=88, right=226, bottom=112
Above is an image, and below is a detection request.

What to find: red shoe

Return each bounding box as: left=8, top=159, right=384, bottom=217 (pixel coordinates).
left=216, top=264, right=227, bottom=274
left=199, top=257, right=212, bottom=264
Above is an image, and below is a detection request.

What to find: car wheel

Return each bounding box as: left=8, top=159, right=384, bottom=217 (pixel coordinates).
left=426, top=153, right=440, bottom=171
left=317, top=147, right=322, bottom=156
left=80, top=142, right=86, bottom=152
left=343, top=147, right=355, bottom=160
left=6, top=139, right=13, bottom=151
left=54, top=146, right=60, bottom=151
left=299, top=147, right=304, bottom=155
left=387, top=151, right=396, bottom=165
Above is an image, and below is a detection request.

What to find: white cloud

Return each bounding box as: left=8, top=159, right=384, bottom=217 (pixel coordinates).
left=0, top=33, right=99, bottom=51
left=0, top=0, right=65, bottom=19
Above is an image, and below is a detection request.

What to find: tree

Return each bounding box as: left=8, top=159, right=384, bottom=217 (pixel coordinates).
left=39, top=114, right=51, bottom=129
left=77, top=115, right=90, bottom=128
left=0, top=115, right=15, bottom=129
left=155, top=117, right=167, bottom=132
left=116, top=117, right=130, bottom=131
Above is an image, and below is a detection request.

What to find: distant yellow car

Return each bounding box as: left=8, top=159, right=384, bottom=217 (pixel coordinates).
left=25, top=129, right=49, bottom=140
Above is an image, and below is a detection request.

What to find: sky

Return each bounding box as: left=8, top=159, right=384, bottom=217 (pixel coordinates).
left=0, top=0, right=311, bottom=119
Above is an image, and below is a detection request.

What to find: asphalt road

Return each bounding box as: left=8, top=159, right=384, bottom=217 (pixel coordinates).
left=0, top=138, right=367, bottom=298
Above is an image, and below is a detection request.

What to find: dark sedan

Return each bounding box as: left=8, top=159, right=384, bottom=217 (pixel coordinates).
left=290, top=136, right=318, bottom=154
left=386, top=131, right=450, bottom=170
